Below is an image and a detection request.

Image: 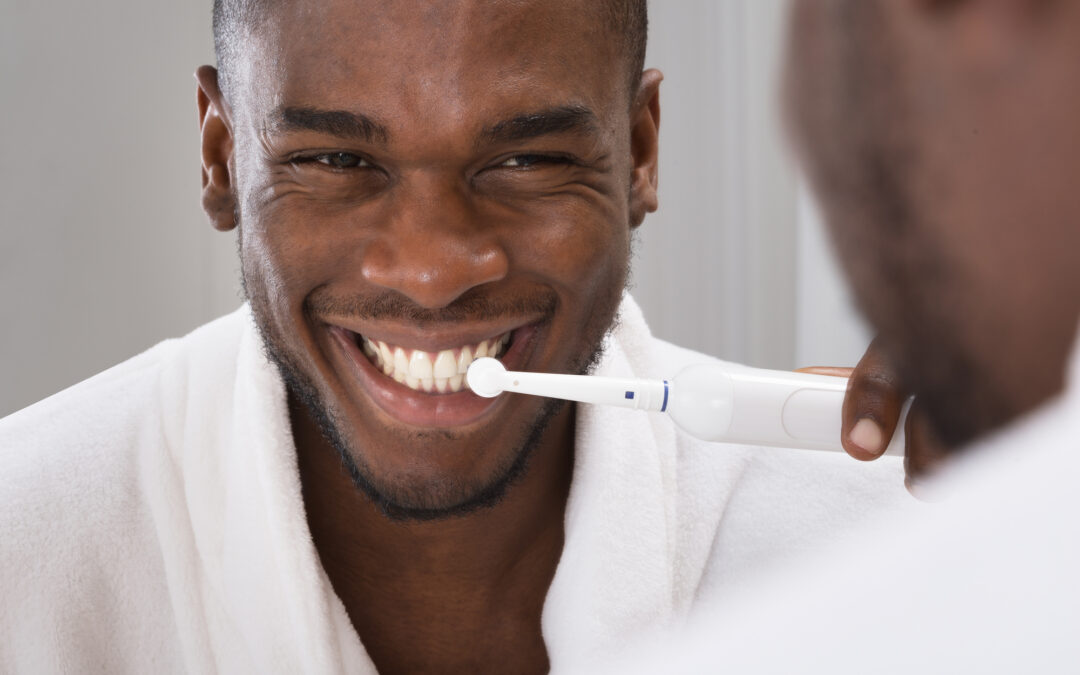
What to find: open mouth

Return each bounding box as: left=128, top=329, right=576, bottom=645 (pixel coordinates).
left=327, top=320, right=540, bottom=428
left=355, top=332, right=513, bottom=394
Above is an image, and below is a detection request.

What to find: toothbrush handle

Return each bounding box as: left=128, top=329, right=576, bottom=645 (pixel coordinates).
left=497, top=371, right=670, bottom=412
left=668, top=363, right=909, bottom=455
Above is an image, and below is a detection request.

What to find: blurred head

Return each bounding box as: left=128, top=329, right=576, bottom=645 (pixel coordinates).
left=196, top=0, right=659, bottom=519
left=785, top=0, right=1080, bottom=448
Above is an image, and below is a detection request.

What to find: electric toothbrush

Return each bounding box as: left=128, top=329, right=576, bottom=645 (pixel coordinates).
left=466, top=357, right=908, bottom=455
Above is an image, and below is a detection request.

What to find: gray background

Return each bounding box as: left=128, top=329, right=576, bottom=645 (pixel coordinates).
left=0, top=0, right=868, bottom=418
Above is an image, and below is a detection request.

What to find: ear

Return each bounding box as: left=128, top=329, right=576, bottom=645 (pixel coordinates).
left=628, top=68, right=663, bottom=228
left=195, top=65, right=238, bottom=232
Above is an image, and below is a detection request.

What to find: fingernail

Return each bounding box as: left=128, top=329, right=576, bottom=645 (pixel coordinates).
left=850, top=418, right=884, bottom=455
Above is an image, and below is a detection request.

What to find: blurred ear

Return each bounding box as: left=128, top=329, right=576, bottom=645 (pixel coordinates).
left=195, top=65, right=237, bottom=232
left=628, top=69, right=662, bottom=228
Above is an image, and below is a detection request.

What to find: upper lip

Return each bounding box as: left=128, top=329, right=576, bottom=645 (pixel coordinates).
left=320, top=316, right=543, bottom=352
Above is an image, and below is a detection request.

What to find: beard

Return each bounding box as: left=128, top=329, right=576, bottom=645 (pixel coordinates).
left=241, top=264, right=622, bottom=522
left=790, top=0, right=1015, bottom=450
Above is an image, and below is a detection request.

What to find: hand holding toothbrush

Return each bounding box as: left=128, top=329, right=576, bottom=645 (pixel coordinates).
left=469, top=337, right=945, bottom=493
left=803, top=337, right=948, bottom=494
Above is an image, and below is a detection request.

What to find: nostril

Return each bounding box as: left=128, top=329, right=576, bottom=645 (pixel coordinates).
left=360, top=236, right=510, bottom=309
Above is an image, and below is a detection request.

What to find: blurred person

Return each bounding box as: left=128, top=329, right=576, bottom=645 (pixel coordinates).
left=595, top=0, right=1080, bottom=671
left=0, top=2, right=927, bottom=673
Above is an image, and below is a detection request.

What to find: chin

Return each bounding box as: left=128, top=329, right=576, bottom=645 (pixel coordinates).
left=329, top=396, right=566, bottom=521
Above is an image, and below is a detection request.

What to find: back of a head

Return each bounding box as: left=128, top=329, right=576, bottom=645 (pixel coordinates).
left=785, top=0, right=1080, bottom=449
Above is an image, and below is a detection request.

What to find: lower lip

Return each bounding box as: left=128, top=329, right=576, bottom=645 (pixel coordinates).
left=328, top=324, right=541, bottom=428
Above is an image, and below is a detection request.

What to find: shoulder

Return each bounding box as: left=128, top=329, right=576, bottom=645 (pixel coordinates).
left=0, top=306, right=248, bottom=463
left=0, top=308, right=248, bottom=590
left=0, top=305, right=250, bottom=520
left=649, top=336, right=715, bottom=369
left=637, top=339, right=914, bottom=600
left=0, top=304, right=248, bottom=515
left=694, top=443, right=913, bottom=601
left=0, top=308, right=249, bottom=668
left=600, top=297, right=916, bottom=602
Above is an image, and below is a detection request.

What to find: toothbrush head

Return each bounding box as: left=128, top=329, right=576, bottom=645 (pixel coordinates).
left=466, top=357, right=507, bottom=398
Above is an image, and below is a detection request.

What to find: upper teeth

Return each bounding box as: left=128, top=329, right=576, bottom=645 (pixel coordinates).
left=361, top=333, right=511, bottom=394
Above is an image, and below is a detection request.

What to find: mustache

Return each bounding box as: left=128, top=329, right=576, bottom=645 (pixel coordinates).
left=304, top=287, right=559, bottom=325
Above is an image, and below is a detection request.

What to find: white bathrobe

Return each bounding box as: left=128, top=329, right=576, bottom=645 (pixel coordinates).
left=0, top=296, right=911, bottom=674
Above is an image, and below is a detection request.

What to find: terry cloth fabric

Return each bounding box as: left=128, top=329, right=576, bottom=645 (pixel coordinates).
left=0, top=295, right=913, bottom=674
left=595, top=324, right=1080, bottom=675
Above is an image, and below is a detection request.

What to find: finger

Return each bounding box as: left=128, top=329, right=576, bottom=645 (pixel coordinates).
left=903, top=399, right=950, bottom=498
left=842, top=338, right=907, bottom=461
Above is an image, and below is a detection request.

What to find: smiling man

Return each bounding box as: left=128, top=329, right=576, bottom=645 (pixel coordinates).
left=0, top=1, right=916, bottom=673
left=214, top=0, right=641, bottom=522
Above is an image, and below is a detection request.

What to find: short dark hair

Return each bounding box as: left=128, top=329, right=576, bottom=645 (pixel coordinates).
left=212, top=0, right=648, bottom=100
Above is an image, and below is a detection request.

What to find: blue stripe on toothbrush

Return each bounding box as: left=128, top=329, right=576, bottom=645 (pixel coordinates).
left=661, top=381, right=669, bottom=412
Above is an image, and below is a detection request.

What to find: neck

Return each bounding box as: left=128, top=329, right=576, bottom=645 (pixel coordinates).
left=290, top=393, right=574, bottom=673
left=292, top=395, right=574, bottom=582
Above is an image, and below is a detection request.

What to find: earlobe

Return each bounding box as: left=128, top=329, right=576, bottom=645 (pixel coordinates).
left=628, top=69, right=663, bottom=228
left=195, top=66, right=238, bottom=232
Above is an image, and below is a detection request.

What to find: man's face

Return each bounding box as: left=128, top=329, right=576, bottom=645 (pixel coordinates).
left=217, top=0, right=655, bottom=516
left=785, top=0, right=1080, bottom=447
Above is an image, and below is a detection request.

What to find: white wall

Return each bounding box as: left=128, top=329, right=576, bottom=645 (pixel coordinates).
left=0, top=1, right=239, bottom=417
left=795, top=184, right=873, bottom=368
left=0, top=0, right=870, bottom=418
left=637, top=0, right=798, bottom=368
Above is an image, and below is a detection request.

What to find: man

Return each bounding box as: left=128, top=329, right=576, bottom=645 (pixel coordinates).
left=600, top=0, right=1080, bottom=671
left=0, top=2, right=920, bottom=673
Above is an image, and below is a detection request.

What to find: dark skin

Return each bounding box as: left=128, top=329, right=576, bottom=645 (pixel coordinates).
left=198, top=2, right=657, bottom=671
left=292, top=398, right=573, bottom=672
left=195, top=1, right=927, bottom=672
left=802, top=347, right=948, bottom=491
left=786, top=0, right=1080, bottom=456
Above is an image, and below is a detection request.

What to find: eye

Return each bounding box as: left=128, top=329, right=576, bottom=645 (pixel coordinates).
left=317, top=152, right=369, bottom=169
left=292, top=152, right=371, bottom=169
left=498, top=154, right=573, bottom=169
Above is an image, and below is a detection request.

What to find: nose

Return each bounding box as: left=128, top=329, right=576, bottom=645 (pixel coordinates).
left=360, top=177, right=510, bottom=309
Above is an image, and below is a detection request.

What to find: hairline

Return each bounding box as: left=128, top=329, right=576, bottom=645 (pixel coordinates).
left=212, top=0, right=648, bottom=105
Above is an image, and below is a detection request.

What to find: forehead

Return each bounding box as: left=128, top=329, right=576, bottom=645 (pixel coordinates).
left=239, top=0, right=626, bottom=132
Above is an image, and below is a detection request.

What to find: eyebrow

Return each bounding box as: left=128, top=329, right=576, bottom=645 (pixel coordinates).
left=267, top=106, right=390, bottom=144
left=480, top=105, right=600, bottom=146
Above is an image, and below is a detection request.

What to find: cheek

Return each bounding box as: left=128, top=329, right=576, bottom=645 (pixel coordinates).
left=509, top=199, right=630, bottom=297
left=243, top=193, right=364, bottom=291
left=242, top=167, right=631, bottom=323
left=238, top=203, right=353, bottom=363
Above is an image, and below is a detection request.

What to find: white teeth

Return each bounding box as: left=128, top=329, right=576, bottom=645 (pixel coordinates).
left=456, top=346, right=473, bottom=374
left=357, top=331, right=512, bottom=395
left=433, top=350, right=458, bottom=379
left=409, top=351, right=433, bottom=380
